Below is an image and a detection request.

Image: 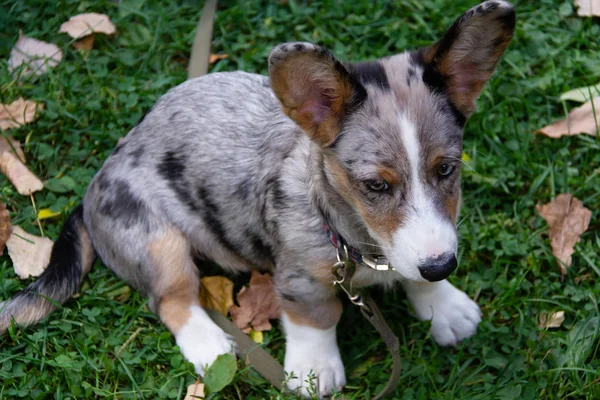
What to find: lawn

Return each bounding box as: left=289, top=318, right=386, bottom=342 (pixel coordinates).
left=1, top=0, right=599, bottom=399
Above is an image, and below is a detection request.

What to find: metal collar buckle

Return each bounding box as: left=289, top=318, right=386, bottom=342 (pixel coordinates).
left=362, top=254, right=392, bottom=271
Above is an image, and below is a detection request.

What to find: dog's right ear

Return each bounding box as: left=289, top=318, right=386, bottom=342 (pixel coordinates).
left=269, top=42, right=366, bottom=147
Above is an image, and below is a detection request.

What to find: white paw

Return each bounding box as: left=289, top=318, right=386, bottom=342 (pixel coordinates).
left=282, top=314, right=346, bottom=398
left=404, top=280, right=482, bottom=346
left=176, top=306, right=236, bottom=375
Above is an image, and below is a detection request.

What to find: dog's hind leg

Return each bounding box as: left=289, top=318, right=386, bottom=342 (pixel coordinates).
left=146, top=227, right=235, bottom=375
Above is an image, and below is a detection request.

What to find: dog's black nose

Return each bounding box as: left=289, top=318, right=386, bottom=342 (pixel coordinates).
left=418, top=253, right=457, bottom=282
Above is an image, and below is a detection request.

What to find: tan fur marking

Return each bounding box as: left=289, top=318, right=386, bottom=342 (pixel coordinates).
left=282, top=296, right=342, bottom=330
left=148, top=228, right=200, bottom=333
left=307, top=258, right=339, bottom=286
left=324, top=155, right=358, bottom=207
left=270, top=53, right=354, bottom=147
left=79, top=227, right=95, bottom=275
left=357, top=203, right=401, bottom=244
left=377, top=165, right=401, bottom=186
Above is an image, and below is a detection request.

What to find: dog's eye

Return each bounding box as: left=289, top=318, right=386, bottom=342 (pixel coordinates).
left=437, top=163, right=455, bottom=177
left=365, top=179, right=389, bottom=192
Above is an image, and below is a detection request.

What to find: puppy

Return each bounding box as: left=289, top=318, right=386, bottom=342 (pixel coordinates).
left=0, top=1, right=515, bottom=397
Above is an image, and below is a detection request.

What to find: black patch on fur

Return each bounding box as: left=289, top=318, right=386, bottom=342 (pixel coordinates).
left=196, top=186, right=240, bottom=256
left=235, top=177, right=252, bottom=201
left=294, top=43, right=304, bottom=51
left=128, top=146, right=145, bottom=167
left=113, top=142, right=125, bottom=155
left=158, top=151, right=199, bottom=211
left=246, top=229, right=275, bottom=265
left=169, top=111, right=182, bottom=123
left=280, top=292, right=297, bottom=302
left=267, top=176, right=288, bottom=210
left=99, top=180, right=147, bottom=227
left=410, top=51, right=467, bottom=127
left=350, top=61, right=391, bottom=90
left=17, top=205, right=93, bottom=304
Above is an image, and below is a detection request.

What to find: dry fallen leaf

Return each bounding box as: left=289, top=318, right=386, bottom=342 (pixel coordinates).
left=59, top=13, right=116, bottom=39
left=184, top=381, right=205, bottom=400
left=199, top=276, right=234, bottom=316
left=230, top=270, right=281, bottom=333
left=0, top=98, right=43, bottom=131
left=73, top=35, right=96, bottom=51
left=9, top=31, right=62, bottom=76
left=0, top=152, right=44, bottom=195
left=6, top=226, right=53, bottom=279
left=209, top=53, right=228, bottom=64
left=576, top=0, right=600, bottom=16
left=537, top=97, right=600, bottom=138
left=0, top=136, right=26, bottom=162
left=539, top=311, right=565, bottom=329
left=0, top=202, right=11, bottom=255
left=536, top=193, right=592, bottom=274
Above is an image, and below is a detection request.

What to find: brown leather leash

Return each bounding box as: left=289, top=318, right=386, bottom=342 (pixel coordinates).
left=187, top=2, right=401, bottom=397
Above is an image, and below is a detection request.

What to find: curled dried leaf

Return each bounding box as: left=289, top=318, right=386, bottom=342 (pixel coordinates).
left=6, top=226, right=53, bottom=279
left=0, top=202, right=11, bottom=255
left=536, top=194, right=592, bottom=274
left=575, top=0, right=600, bottom=17
left=230, top=271, right=281, bottom=333
left=0, top=136, right=26, bottom=162
left=59, top=13, right=116, bottom=39
left=537, top=97, right=600, bottom=138
left=0, top=98, right=43, bottom=131
left=539, top=311, right=565, bottom=329
left=199, top=276, right=234, bottom=316
left=9, top=31, right=62, bottom=76
left=0, top=152, right=44, bottom=195
left=209, top=53, right=228, bottom=64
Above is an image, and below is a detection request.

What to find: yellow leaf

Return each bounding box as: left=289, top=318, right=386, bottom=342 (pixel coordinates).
left=461, top=152, right=471, bottom=162
left=38, top=208, right=61, bottom=220
left=199, top=276, right=234, bottom=316
left=249, top=329, right=263, bottom=344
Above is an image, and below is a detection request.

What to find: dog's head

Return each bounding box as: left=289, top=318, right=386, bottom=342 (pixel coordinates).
left=269, top=1, right=515, bottom=282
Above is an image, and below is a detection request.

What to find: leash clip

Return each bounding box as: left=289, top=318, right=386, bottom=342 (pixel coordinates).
left=332, top=246, right=368, bottom=309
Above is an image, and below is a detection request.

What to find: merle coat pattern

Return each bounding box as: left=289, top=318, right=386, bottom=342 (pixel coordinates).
left=0, top=1, right=515, bottom=398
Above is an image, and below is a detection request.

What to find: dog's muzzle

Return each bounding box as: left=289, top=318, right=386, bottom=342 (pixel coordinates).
left=418, top=252, right=457, bottom=282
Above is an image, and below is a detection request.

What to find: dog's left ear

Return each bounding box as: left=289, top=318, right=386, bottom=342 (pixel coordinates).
left=418, top=0, right=516, bottom=117
left=269, top=42, right=366, bottom=147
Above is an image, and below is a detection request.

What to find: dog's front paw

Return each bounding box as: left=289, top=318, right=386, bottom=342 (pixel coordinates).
left=176, top=306, right=236, bottom=375
left=405, top=280, right=482, bottom=346
left=282, top=315, right=346, bottom=398
left=285, top=345, right=346, bottom=398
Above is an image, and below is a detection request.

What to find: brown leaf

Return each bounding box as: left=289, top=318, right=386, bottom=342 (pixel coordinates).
left=199, top=276, right=234, bottom=316
left=536, top=194, right=592, bottom=274
left=59, top=13, right=116, bottom=39
left=6, top=226, right=53, bottom=279
left=0, top=202, right=12, bottom=255
left=9, top=31, right=62, bottom=76
left=539, top=311, right=565, bottom=329
left=576, top=0, right=600, bottom=16
left=230, top=271, right=281, bottom=333
left=537, top=97, right=600, bottom=138
left=184, top=381, right=205, bottom=400
left=73, top=35, right=96, bottom=51
left=0, top=152, right=44, bottom=195
left=0, top=98, right=43, bottom=131
left=0, top=136, right=26, bottom=162
left=209, top=53, right=228, bottom=64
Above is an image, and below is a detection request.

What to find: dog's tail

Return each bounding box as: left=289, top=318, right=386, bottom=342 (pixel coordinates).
left=0, top=205, right=96, bottom=333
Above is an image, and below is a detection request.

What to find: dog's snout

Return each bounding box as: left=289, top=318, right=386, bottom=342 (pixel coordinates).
left=418, top=253, right=457, bottom=282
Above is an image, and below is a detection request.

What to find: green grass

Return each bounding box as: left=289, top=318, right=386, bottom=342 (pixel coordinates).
left=1, top=0, right=599, bottom=398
